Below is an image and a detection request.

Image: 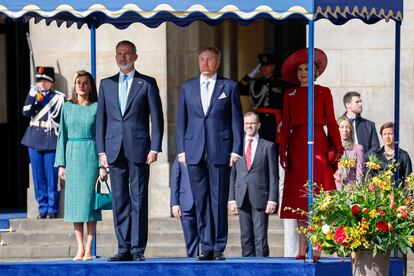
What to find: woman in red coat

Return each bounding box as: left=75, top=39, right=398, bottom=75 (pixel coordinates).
left=279, top=48, right=343, bottom=259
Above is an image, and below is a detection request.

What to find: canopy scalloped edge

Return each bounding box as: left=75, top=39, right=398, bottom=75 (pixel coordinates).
left=0, top=3, right=313, bottom=21
left=315, top=5, right=402, bottom=23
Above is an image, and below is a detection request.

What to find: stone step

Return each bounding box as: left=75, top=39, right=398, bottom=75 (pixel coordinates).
left=0, top=230, right=284, bottom=246
left=9, top=215, right=284, bottom=233
left=0, top=244, right=284, bottom=259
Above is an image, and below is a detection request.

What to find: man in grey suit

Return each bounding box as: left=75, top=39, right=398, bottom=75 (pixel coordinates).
left=229, top=111, right=278, bottom=257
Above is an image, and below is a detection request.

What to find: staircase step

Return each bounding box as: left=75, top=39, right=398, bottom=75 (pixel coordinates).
left=0, top=243, right=284, bottom=259
left=9, top=215, right=284, bottom=232
left=0, top=230, right=284, bottom=246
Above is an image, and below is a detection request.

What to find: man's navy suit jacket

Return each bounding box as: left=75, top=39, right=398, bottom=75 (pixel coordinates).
left=96, top=71, right=163, bottom=163
left=176, top=76, right=243, bottom=164
left=170, top=159, right=194, bottom=212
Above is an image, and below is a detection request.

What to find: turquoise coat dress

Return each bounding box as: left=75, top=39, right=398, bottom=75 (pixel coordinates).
left=55, top=101, right=102, bottom=222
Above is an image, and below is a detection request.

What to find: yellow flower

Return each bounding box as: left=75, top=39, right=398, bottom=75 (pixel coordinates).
left=365, top=161, right=381, bottom=170
left=408, top=236, right=414, bottom=245
left=368, top=209, right=377, bottom=218
left=338, top=157, right=357, bottom=169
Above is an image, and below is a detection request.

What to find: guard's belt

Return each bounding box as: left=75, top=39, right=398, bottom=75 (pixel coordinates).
left=30, top=120, right=51, bottom=128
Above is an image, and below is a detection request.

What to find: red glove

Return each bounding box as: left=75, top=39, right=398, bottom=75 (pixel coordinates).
left=280, top=149, right=288, bottom=170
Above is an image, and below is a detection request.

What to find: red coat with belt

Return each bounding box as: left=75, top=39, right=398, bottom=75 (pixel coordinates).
left=279, top=85, right=342, bottom=219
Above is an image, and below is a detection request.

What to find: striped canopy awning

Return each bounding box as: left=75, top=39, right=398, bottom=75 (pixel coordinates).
left=0, top=0, right=403, bottom=29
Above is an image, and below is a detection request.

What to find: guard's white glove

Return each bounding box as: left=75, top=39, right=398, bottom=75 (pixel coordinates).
left=247, top=64, right=261, bottom=78
left=29, top=85, right=38, bottom=97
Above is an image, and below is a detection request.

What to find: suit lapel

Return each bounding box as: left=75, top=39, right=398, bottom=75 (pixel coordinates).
left=193, top=78, right=205, bottom=117
left=206, top=78, right=225, bottom=116
left=251, top=138, right=264, bottom=169
left=108, top=74, right=122, bottom=117
left=124, top=71, right=143, bottom=115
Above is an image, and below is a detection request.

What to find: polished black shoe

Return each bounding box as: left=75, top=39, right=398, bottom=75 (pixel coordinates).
left=132, top=252, right=145, bottom=261
left=108, top=252, right=133, bottom=262
left=47, top=214, right=58, bottom=219
left=214, top=252, right=225, bottom=260
left=197, top=252, right=214, bottom=261
left=36, top=214, right=46, bottom=219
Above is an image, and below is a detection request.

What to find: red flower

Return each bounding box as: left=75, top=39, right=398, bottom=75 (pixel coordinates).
left=388, top=224, right=395, bottom=231
left=376, top=221, right=388, bottom=233
left=378, top=209, right=386, bottom=217
left=362, top=208, right=368, bottom=213
left=351, top=205, right=360, bottom=214
left=368, top=183, right=375, bottom=192
left=307, top=227, right=314, bottom=233
left=397, top=206, right=408, bottom=219
left=334, top=226, right=347, bottom=244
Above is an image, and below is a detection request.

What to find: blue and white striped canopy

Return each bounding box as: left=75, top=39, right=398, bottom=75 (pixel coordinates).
left=0, top=0, right=403, bottom=29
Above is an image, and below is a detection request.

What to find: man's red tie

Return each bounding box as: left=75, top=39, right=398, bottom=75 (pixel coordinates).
left=245, top=139, right=253, bottom=170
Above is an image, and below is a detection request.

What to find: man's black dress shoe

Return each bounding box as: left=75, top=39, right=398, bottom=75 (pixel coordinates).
left=214, top=252, right=225, bottom=260
left=108, top=252, right=133, bottom=262
left=47, top=214, right=58, bottom=219
left=36, top=214, right=46, bottom=219
left=132, top=253, right=145, bottom=261
left=197, top=252, right=214, bottom=261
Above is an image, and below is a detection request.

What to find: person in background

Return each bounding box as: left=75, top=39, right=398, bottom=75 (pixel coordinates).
left=21, top=66, right=65, bottom=219
left=238, top=53, right=287, bottom=146
left=375, top=121, right=412, bottom=276
left=375, top=122, right=412, bottom=181
left=334, top=116, right=364, bottom=190
left=170, top=157, right=200, bottom=258
left=229, top=112, right=278, bottom=257
left=55, top=70, right=101, bottom=261
left=343, top=91, right=380, bottom=161
left=279, top=48, right=343, bottom=260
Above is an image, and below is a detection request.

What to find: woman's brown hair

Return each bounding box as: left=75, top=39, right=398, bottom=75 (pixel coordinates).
left=70, top=70, right=98, bottom=104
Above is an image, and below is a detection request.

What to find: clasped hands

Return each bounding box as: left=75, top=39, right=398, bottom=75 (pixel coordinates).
left=229, top=202, right=277, bottom=215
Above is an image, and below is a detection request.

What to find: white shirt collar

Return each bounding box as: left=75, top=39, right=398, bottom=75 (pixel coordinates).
left=245, top=134, right=259, bottom=143
left=200, top=73, right=217, bottom=84
left=119, top=69, right=135, bottom=80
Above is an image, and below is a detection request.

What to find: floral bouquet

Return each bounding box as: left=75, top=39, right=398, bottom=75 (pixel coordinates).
left=302, top=155, right=414, bottom=259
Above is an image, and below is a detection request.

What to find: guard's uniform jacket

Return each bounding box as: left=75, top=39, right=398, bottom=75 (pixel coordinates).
left=239, top=75, right=290, bottom=144
left=21, top=90, right=65, bottom=150
left=21, top=86, right=65, bottom=218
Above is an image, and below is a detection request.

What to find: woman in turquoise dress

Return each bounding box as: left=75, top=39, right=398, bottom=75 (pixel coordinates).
left=55, top=70, right=102, bottom=261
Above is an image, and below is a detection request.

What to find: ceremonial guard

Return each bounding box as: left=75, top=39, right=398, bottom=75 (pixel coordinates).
left=239, top=53, right=289, bottom=164
left=21, top=66, right=65, bottom=219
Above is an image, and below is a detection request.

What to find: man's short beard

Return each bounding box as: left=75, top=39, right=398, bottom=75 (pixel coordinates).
left=118, top=62, right=134, bottom=71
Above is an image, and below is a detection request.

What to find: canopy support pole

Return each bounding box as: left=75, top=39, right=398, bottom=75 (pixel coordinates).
left=393, top=22, right=401, bottom=171
left=90, top=22, right=97, bottom=258
left=307, top=19, right=315, bottom=261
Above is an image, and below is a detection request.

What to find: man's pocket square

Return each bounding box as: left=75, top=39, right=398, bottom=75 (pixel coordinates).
left=218, top=92, right=227, bottom=99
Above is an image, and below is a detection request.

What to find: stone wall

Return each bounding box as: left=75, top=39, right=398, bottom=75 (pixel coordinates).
left=315, top=2, right=414, bottom=159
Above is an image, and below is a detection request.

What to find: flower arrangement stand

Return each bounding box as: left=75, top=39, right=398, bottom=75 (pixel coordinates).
left=352, top=250, right=390, bottom=276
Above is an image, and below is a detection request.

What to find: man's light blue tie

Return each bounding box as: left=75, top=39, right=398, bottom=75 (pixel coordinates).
left=120, top=74, right=128, bottom=115
left=202, top=80, right=210, bottom=115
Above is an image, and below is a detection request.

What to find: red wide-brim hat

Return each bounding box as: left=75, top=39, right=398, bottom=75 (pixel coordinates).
left=281, top=48, right=328, bottom=85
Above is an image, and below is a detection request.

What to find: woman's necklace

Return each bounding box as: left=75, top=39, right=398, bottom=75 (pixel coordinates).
left=384, top=149, right=395, bottom=160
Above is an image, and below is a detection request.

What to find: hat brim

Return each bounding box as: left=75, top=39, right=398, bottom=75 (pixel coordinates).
left=35, top=74, right=54, bottom=82
left=281, top=48, right=327, bottom=85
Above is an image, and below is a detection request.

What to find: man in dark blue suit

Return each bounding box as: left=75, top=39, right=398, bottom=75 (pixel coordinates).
left=170, top=158, right=200, bottom=257
left=176, top=47, right=244, bottom=260
left=96, top=40, right=164, bottom=262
